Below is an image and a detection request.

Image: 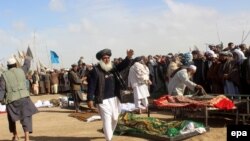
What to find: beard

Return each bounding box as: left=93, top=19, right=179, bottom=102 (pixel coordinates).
left=99, top=60, right=113, bottom=72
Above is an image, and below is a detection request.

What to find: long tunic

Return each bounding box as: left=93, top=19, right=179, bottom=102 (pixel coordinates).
left=218, top=59, right=240, bottom=94
left=168, top=69, right=197, bottom=96
left=128, top=62, right=150, bottom=100
left=207, top=62, right=224, bottom=94
left=0, top=58, right=38, bottom=121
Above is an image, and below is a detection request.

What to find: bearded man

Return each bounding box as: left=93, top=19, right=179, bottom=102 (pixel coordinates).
left=168, top=65, right=203, bottom=96
left=218, top=51, right=240, bottom=95
left=88, top=48, right=133, bottom=141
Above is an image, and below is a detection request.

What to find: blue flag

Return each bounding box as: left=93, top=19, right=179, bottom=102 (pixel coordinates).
left=50, top=50, right=59, bottom=64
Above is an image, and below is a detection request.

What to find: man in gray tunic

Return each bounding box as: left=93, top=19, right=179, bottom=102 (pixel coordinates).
left=0, top=56, right=38, bottom=141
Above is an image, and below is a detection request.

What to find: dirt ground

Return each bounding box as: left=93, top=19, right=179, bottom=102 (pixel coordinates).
left=0, top=94, right=229, bottom=141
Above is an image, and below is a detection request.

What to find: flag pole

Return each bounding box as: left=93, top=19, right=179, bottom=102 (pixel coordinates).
left=59, top=52, right=64, bottom=69
left=216, top=23, right=221, bottom=44
left=46, top=44, right=52, bottom=69
left=242, top=30, right=250, bottom=43
left=33, top=31, right=40, bottom=72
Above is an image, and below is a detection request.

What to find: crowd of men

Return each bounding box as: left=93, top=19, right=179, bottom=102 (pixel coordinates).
left=1, top=42, right=250, bottom=141
left=19, top=42, right=250, bottom=100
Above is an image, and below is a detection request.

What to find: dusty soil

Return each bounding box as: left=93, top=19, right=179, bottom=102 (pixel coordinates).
left=0, top=94, right=229, bottom=141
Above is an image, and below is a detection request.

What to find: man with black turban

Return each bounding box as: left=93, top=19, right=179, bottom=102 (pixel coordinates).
left=88, top=48, right=134, bottom=141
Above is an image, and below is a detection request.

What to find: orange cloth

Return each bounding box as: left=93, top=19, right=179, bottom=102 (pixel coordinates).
left=153, top=95, right=235, bottom=110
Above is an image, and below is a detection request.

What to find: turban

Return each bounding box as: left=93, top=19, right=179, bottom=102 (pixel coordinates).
left=133, top=56, right=143, bottom=62
left=182, top=52, right=193, bottom=66
left=71, top=63, right=77, bottom=67
left=205, top=50, right=215, bottom=55
left=96, top=49, right=112, bottom=60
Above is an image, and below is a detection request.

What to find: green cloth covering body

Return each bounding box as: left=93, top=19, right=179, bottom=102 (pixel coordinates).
left=116, top=112, right=204, bottom=137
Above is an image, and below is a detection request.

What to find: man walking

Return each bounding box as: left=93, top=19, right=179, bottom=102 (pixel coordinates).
left=88, top=48, right=133, bottom=141
left=0, top=55, right=38, bottom=141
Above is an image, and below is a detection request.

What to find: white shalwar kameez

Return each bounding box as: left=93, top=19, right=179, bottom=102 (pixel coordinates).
left=128, top=62, right=150, bottom=109
left=97, top=97, right=121, bottom=141
left=168, top=69, right=196, bottom=96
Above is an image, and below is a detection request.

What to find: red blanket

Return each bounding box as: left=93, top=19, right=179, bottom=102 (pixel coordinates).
left=153, top=95, right=235, bottom=110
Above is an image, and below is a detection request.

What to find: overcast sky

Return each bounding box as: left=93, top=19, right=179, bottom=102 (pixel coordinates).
left=1, top=0, right=250, bottom=68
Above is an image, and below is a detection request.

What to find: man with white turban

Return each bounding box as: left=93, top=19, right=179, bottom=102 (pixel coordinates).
left=168, top=65, right=203, bottom=96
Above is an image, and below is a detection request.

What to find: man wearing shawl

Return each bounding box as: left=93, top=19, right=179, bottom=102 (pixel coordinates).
left=207, top=53, right=224, bottom=93
left=88, top=48, right=133, bottom=141
left=232, top=49, right=247, bottom=94
left=168, top=65, right=203, bottom=96
left=128, top=56, right=151, bottom=114
left=192, top=50, right=211, bottom=93
left=218, top=51, right=240, bottom=95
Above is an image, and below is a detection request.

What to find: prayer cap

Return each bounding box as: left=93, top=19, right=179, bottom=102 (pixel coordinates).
left=7, top=57, right=16, bottom=65
left=188, top=65, right=197, bottom=72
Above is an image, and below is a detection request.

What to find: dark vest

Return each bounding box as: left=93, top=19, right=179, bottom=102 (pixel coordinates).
left=94, top=65, right=122, bottom=104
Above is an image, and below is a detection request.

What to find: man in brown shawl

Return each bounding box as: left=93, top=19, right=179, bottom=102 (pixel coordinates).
left=218, top=51, right=240, bottom=94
